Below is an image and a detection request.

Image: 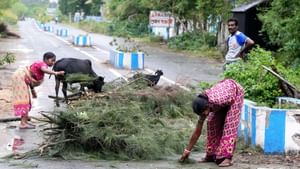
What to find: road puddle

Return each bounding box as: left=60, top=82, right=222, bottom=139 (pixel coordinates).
left=0, top=122, right=43, bottom=158
left=6, top=135, right=25, bottom=152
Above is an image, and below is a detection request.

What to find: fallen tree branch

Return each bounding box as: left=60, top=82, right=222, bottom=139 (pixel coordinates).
left=263, top=65, right=300, bottom=98
left=114, top=77, right=151, bottom=92
left=48, top=92, right=82, bottom=100
left=0, top=117, right=31, bottom=122
left=0, top=98, right=10, bottom=103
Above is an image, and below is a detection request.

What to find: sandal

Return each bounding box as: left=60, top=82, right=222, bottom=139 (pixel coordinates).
left=19, top=124, right=36, bottom=129
left=218, top=158, right=233, bottom=167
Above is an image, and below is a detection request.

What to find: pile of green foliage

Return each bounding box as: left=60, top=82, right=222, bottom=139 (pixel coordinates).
left=224, top=47, right=300, bottom=107
left=109, top=37, right=143, bottom=53
left=0, top=53, right=16, bottom=66
left=38, top=79, right=204, bottom=160
left=65, top=73, right=96, bottom=83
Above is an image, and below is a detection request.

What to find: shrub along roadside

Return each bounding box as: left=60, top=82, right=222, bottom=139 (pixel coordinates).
left=168, top=32, right=216, bottom=50
left=223, top=47, right=300, bottom=107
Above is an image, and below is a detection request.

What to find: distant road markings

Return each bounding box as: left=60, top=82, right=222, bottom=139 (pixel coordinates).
left=9, top=48, right=33, bottom=53
left=34, top=20, right=186, bottom=89
left=79, top=50, right=98, bottom=61
left=108, top=68, right=128, bottom=82
left=92, top=46, right=109, bottom=54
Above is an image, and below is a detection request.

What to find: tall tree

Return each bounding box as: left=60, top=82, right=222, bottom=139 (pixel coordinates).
left=0, top=0, right=18, bottom=10
left=260, top=0, right=300, bottom=64
left=59, top=0, right=103, bottom=16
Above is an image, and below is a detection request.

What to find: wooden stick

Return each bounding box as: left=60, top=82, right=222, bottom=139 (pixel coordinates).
left=0, top=98, right=10, bottom=103
left=48, top=92, right=82, bottom=100
left=48, top=95, right=64, bottom=100
left=0, top=117, right=31, bottom=122
left=263, top=65, right=299, bottom=90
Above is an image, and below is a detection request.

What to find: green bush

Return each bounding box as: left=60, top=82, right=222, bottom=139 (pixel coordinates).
left=0, top=10, right=18, bottom=25
left=168, top=31, right=216, bottom=51
left=0, top=53, right=16, bottom=66
left=78, top=20, right=109, bottom=34
left=149, top=34, right=163, bottom=43
left=105, top=14, right=148, bottom=37
left=223, top=47, right=283, bottom=106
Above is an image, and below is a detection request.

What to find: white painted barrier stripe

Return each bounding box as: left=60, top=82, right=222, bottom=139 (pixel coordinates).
left=56, top=36, right=68, bottom=43
left=79, top=50, right=98, bottom=61
left=108, top=68, right=128, bottom=82
left=92, top=46, right=109, bottom=54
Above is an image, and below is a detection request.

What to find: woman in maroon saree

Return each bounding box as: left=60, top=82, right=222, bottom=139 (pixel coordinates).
left=179, top=79, right=244, bottom=167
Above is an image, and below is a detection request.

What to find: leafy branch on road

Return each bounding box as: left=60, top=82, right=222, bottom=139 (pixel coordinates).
left=32, top=79, right=205, bottom=160
left=109, top=37, right=145, bottom=53
left=0, top=53, right=16, bottom=66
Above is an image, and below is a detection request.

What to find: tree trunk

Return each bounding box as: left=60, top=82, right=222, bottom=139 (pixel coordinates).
left=217, top=21, right=227, bottom=55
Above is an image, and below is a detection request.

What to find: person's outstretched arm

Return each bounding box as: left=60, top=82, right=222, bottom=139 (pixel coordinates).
left=41, top=67, right=64, bottom=75
left=179, top=117, right=205, bottom=162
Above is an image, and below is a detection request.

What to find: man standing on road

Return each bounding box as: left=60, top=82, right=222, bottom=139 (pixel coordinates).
left=224, top=18, right=254, bottom=70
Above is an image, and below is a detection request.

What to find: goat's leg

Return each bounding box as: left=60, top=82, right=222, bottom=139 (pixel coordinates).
left=80, top=84, right=85, bottom=92
left=55, top=79, right=60, bottom=107
left=62, top=82, right=69, bottom=104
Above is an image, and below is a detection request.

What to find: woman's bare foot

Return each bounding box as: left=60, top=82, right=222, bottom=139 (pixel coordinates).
left=218, top=158, right=233, bottom=167
left=19, top=123, right=36, bottom=129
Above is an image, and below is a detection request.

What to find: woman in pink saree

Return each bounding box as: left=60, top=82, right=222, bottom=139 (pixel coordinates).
left=12, top=52, right=64, bottom=129
left=179, top=79, right=244, bottom=167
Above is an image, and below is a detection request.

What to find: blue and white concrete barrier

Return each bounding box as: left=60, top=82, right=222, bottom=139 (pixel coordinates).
left=43, top=25, right=54, bottom=32
left=35, top=21, right=43, bottom=30
left=109, top=50, right=144, bottom=70
left=39, top=24, right=44, bottom=30
left=35, top=21, right=45, bottom=31
left=56, top=28, right=69, bottom=37
left=239, top=99, right=300, bottom=154
left=73, top=35, right=91, bottom=46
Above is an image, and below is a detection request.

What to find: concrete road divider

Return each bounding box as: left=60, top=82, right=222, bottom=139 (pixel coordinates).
left=239, top=99, right=300, bottom=154
left=109, top=50, right=144, bottom=70
left=43, top=25, right=54, bottom=32
left=36, top=22, right=44, bottom=30
left=56, top=28, right=69, bottom=37
left=73, top=35, right=91, bottom=46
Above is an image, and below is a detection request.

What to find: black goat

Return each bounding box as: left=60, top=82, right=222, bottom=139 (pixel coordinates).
left=132, top=70, right=163, bottom=86
left=145, top=70, right=163, bottom=86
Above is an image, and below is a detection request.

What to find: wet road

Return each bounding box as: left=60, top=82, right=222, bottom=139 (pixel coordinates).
left=54, top=20, right=223, bottom=85
left=1, top=20, right=297, bottom=169
left=0, top=19, right=222, bottom=166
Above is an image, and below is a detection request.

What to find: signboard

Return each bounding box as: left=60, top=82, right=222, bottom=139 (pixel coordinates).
left=149, top=11, right=175, bottom=28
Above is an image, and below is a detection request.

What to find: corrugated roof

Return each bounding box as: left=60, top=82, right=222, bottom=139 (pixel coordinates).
left=232, top=0, right=267, bottom=12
